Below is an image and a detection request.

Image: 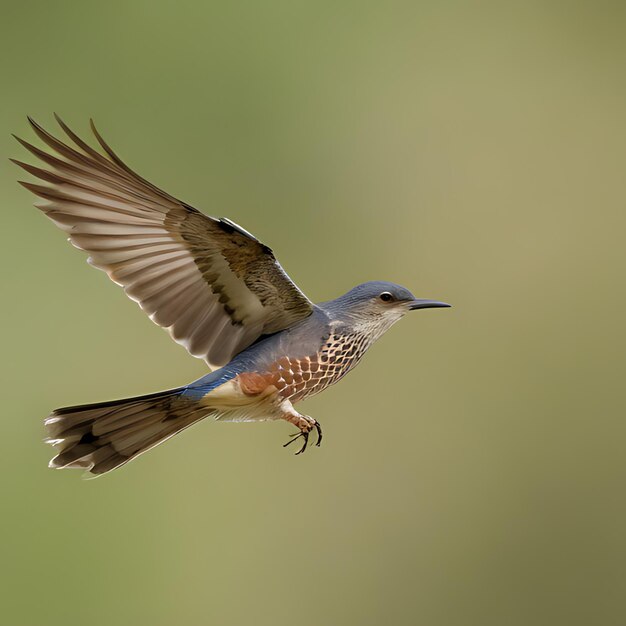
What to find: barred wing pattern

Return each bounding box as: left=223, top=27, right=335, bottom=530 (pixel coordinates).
left=13, top=116, right=313, bottom=368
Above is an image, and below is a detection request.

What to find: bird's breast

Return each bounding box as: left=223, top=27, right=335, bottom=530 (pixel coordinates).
left=238, top=330, right=373, bottom=403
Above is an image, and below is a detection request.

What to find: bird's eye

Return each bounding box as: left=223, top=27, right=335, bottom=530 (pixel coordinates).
left=379, top=292, right=393, bottom=302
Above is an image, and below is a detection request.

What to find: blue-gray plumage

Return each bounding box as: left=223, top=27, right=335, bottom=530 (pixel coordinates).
left=14, top=117, right=450, bottom=476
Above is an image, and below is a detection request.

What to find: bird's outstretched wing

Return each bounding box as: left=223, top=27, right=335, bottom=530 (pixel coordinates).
left=13, top=116, right=314, bottom=369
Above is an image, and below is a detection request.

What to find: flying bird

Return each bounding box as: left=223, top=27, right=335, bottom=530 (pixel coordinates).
left=13, top=116, right=450, bottom=476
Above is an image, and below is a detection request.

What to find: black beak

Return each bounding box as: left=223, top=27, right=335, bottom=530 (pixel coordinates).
left=408, top=299, right=451, bottom=310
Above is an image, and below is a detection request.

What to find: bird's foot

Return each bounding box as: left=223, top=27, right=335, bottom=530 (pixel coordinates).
left=278, top=400, right=322, bottom=455
left=283, top=418, right=322, bottom=455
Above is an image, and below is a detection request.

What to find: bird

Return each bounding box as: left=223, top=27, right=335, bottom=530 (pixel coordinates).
left=13, top=115, right=450, bottom=477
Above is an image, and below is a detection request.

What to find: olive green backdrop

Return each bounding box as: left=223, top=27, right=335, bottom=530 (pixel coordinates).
left=1, top=1, right=625, bottom=625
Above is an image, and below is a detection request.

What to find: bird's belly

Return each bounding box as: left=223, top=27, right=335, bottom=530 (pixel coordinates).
left=200, top=377, right=281, bottom=422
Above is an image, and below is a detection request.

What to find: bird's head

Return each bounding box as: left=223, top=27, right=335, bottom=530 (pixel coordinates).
left=324, top=281, right=450, bottom=336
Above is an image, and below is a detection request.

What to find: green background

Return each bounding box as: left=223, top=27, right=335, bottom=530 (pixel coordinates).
left=2, top=2, right=626, bottom=625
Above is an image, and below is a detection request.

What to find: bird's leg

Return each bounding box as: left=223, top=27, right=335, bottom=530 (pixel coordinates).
left=279, top=400, right=322, bottom=454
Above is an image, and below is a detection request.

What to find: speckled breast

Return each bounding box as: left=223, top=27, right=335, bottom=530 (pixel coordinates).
left=262, top=330, right=372, bottom=403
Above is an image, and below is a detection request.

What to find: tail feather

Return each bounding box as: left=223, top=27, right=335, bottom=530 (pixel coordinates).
left=45, top=388, right=211, bottom=476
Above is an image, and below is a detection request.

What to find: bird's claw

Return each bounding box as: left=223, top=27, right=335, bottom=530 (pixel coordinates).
left=314, top=421, right=323, bottom=447
left=283, top=430, right=309, bottom=455
left=283, top=420, right=322, bottom=455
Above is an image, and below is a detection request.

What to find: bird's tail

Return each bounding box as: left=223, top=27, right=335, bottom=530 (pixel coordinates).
left=45, top=388, right=211, bottom=477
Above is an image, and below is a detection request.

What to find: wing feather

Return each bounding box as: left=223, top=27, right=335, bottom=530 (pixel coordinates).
left=14, top=116, right=313, bottom=368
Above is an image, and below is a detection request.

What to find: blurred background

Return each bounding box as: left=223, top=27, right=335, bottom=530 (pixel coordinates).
left=1, top=1, right=626, bottom=624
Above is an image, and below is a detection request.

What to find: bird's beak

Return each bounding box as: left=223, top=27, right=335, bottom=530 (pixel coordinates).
left=408, top=299, right=451, bottom=310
